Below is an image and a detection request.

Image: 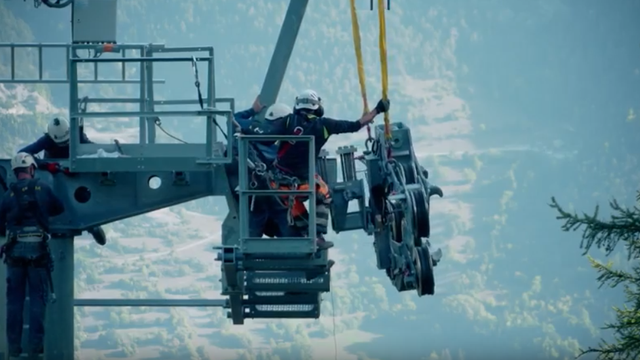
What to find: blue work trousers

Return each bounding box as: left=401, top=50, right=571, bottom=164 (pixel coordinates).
left=5, top=242, right=50, bottom=355
left=249, top=196, right=301, bottom=238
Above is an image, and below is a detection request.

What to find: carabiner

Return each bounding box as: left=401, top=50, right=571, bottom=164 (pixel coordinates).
left=191, top=56, right=200, bottom=87
left=364, top=137, right=374, bottom=152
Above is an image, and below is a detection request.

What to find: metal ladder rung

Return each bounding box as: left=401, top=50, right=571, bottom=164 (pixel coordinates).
left=246, top=273, right=330, bottom=292
left=242, top=258, right=328, bottom=271
left=240, top=237, right=315, bottom=254
left=243, top=304, right=320, bottom=319
left=239, top=189, right=314, bottom=196
left=15, top=354, right=44, bottom=359
left=254, top=304, right=316, bottom=312
left=245, top=292, right=319, bottom=305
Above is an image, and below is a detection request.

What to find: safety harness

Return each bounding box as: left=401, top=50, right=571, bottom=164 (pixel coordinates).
left=246, top=155, right=301, bottom=226
left=1, top=179, right=56, bottom=302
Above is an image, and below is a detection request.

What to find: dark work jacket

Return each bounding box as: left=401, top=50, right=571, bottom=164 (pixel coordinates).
left=249, top=113, right=363, bottom=180
left=0, top=178, right=65, bottom=236
left=234, top=108, right=277, bottom=162
left=19, top=130, right=93, bottom=162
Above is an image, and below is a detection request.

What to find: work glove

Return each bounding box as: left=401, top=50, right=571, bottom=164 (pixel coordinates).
left=62, top=167, right=75, bottom=177
left=45, top=162, right=61, bottom=174
left=375, top=98, right=390, bottom=114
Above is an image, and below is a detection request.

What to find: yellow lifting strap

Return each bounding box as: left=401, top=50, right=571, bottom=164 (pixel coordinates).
left=349, top=0, right=391, bottom=142
left=349, top=0, right=369, bottom=115
left=376, top=0, right=391, bottom=141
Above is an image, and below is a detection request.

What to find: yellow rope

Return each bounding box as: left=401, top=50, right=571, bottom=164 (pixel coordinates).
left=376, top=0, right=391, bottom=141
left=349, top=0, right=369, bottom=115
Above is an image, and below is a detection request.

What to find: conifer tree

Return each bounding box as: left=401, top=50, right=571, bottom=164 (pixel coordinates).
left=549, top=191, right=640, bottom=360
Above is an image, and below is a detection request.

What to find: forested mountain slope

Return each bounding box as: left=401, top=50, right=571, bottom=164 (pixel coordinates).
left=0, top=0, right=638, bottom=359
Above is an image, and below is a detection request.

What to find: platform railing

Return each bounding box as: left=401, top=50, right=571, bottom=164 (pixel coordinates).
left=0, top=43, right=166, bottom=84
left=64, top=44, right=234, bottom=172
left=78, top=96, right=235, bottom=145
left=237, top=134, right=317, bottom=255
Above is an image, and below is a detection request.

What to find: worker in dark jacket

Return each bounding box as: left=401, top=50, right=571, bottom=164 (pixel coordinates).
left=243, top=102, right=303, bottom=239
left=233, top=96, right=277, bottom=162
left=19, top=117, right=107, bottom=247
left=231, top=98, right=300, bottom=239
left=19, top=117, right=94, bottom=163
left=245, top=90, right=390, bottom=250
left=0, top=152, right=65, bottom=358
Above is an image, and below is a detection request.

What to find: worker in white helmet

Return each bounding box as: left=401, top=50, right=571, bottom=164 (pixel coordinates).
left=0, top=152, right=65, bottom=358
left=19, top=117, right=93, bottom=165
left=18, top=117, right=107, bottom=246
left=244, top=91, right=390, bottom=250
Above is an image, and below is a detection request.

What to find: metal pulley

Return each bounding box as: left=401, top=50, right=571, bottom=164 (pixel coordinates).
left=399, top=188, right=431, bottom=244
left=413, top=245, right=435, bottom=296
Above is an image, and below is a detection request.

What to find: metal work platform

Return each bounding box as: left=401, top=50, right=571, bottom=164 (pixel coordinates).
left=217, top=134, right=331, bottom=324
left=0, top=0, right=319, bottom=359
left=0, top=42, right=235, bottom=173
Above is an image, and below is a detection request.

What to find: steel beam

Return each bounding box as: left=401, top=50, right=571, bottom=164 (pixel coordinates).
left=44, top=237, right=75, bottom=360
left=256, top=0, right=309, bottom=119
left=0, top=249, right=6, bottom=360
left=0, top=79, right=165, bottom=84
left=72, top=109, right=228, bottom=118
left=70, top=56, right=211, bottom=64
left=74, top=299, right=227, bottom=307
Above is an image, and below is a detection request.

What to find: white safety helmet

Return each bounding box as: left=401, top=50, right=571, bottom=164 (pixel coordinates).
left=265, top=103, right=292, bottom=121
left=294, top=89, right=322, bottom=111
left=47, top=117, right=70, bottom=145
left=11, top=152, right=36, bottom=171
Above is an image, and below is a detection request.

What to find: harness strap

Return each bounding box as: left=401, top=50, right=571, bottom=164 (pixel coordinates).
left=261, top=169, right=301, bottom=226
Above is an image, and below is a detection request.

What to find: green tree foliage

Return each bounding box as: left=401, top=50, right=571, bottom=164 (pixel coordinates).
left=550, top=192, right=640, bottom=360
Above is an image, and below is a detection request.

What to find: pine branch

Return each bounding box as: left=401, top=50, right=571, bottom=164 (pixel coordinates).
left=553, top=191, right=640, bottom=359
left=587, top=256, right=635, bottom=289
left=549, top=193, right=640, bottom=260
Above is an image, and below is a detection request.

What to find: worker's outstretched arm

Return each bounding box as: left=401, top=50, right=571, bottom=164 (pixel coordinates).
left=234, top=96, right=265, bottom=125
left=321, top=117, right=364, bottom=135
left=322, top=99, right=390, bottom=135
left=234, top=108, right=257, bottom=121
left=19, top=135, right=49, bottom=157
left=19, top=136, right=54, bottom=169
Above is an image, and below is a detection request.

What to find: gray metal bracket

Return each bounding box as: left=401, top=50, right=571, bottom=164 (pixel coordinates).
left=0, top=161, right=229, bottom=231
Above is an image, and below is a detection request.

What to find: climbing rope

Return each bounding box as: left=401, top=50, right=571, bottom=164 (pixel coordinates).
left=191, top=57, right=228, bottom=140
left=154, top=117, right=188, bottom=144
left=331, top=288, right=338, bottom=360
